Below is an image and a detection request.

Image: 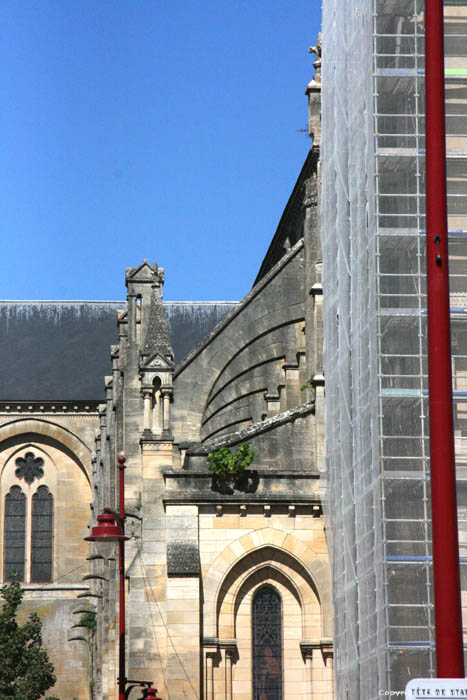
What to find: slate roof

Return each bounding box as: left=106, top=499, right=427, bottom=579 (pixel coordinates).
left=254, top=148, right=318, bottom=285
left=0, top=301, right=237, bottom=401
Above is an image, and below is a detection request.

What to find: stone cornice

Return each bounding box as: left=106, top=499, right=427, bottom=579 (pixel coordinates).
left=0, top=401, right=99, bottom=414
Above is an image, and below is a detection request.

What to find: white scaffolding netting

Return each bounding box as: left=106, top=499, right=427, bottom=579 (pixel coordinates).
left=321, top=1, right=467, bottom=697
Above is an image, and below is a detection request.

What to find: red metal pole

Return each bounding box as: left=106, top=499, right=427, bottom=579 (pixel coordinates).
left=118, top=454, right=126, bottom=700
left=425, top=0, right=465, bottom=677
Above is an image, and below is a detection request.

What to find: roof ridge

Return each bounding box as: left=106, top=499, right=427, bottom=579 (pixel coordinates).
left=0, top=300, right=125, bottom=304
left=0, top=300, right=238, bottom=305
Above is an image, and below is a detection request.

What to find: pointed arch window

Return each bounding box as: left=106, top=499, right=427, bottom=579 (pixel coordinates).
left=3, top=452, right=54, bottom=583
left=4, top=486, right=26, bottom=581
left=252, top=585, right=283, bottom=700
left=31, top=486, right=53, bottom=583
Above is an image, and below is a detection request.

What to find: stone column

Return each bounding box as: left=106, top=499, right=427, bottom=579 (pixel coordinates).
left=321, top=642, right=334, bottom=699
left=300, top=642, right=317, bottom=700
left=152, top=390, right=162, bottom=434
left=162, top=391, right=171, bottom=432
left=142, top=390, right=152, bottom=432
left=313, top=376, right=325, bottom=474
left=219, top=643, right=236, bottom=700
left=205, top=651, right=217, bottom=700
left=306, top=650, right=314, bottom=700
left=327, top=654, right=334, bottom=696
left=127, top=294, right=137, bottom=344
left=311, top=283, right=323, bottom=377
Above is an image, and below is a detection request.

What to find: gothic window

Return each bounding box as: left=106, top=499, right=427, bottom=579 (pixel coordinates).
left=31, top=486, right=53, bottom=583
left=252, top=585, right=283, bottom=700
left=3, top=451, right=54, bottom=583
left=4, top=486, right=26, bottom=581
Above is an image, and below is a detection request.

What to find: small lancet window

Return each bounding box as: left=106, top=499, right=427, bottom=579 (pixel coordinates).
left=252, top=585, right=283, bottom=700
left=31, top=486, right=53, bottom=583
left=4, top=486, right=26, bottom=581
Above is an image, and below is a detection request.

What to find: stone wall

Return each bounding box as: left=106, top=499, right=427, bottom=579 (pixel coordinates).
left=172, top=240, right=307, bottom=445
left=0, top=410, right=99, bottom=700
left=89, top=141, right=331, bottom=700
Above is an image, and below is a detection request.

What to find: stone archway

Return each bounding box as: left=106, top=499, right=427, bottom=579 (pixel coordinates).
left=0, top=418, right=93, bottom=584
left=203, top=527, right=332, bottom=639
left=202, top=529, right=333, bottom=700
left=0, top=418, right=93, bottom=483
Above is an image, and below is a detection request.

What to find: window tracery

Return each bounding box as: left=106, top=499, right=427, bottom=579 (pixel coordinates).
left=3, top=450, right=54, bottom=583
left=15, top=451, right=44, bottom=484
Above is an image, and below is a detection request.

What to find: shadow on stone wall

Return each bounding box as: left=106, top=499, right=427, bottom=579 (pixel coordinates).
left=210, top=469, right=259, bottom=495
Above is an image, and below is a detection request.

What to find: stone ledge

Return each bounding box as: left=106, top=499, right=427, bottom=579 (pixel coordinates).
left=162, top=493, right=321, bottom=505
left=164, top=471, right=319, bottom=479
left=163, top=468, right=321, bottom=503
left=186, top=402, right=315, bottom=456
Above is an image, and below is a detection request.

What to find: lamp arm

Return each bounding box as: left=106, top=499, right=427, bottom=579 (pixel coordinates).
left=103, top=506, right=124, bottom=523
left=103, top=506, right=143, bottom=521
left=123, top=680, right=153, bottom=700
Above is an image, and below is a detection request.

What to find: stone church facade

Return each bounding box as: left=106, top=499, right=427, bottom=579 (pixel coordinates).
left=0, top=53, right=330, bottom=700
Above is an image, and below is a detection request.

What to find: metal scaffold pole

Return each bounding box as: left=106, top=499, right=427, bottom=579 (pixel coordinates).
left=425, top=0, right=465, bottom=678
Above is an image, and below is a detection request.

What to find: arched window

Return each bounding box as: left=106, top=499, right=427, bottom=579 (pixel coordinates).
left=31, top=486, right=53, bottom=583
left=152, top=375, right=162, bottom=433
left=3, top=451, right=54, bottom=583
left=4, top=486, right=26, bottom=581
left=252, top=585, right=283, bottom=700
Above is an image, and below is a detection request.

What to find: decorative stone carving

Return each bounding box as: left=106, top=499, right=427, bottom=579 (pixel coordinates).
left=308, top=34, right=322, bottom=85
left=140, top=441, right=173, bottom=451
left=306, top=33, right=322, bottom=144
left=15, top=452, right=44, bottom=484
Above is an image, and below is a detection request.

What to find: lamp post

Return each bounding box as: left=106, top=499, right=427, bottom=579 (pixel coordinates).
left=425, top=0, right=465, bottom=677
left=86, top=454, right=161, bottom=700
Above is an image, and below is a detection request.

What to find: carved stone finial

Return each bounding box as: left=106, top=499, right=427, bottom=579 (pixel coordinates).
left=306, top=32, right=322, bottom=144
left=307, top=32, right=322, bottom=89
left=152, top=262, right=165, bottom=289
left=125, top=260, right=164, bottom=286
left=309, top=33, right=322, bottom=59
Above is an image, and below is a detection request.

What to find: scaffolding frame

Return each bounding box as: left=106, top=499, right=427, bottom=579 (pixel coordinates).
left=321, top=0, right=467, bottom=696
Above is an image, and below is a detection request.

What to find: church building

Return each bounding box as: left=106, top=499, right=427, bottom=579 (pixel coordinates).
left=0, top=47, right=331, bottom=700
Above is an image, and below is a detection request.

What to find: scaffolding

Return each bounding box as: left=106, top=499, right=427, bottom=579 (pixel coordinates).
left=321, top=0, right=467, bottom=697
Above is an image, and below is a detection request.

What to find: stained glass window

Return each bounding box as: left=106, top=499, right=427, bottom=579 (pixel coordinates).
left=252, top=586, right=282, bottom=700
left=31, top=486, right=53, bottom=583
left=4, top=486, right=26, bottom=581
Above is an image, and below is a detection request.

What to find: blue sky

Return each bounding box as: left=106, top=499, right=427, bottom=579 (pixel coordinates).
left=1, top=1, right=321, bottom=301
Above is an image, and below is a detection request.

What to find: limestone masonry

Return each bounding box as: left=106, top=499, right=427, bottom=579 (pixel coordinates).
left=0, top=48, right=328, bottom=698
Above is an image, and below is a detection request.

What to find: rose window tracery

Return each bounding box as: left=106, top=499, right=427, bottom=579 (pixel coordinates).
left=15, top=452, right=44, bottom=484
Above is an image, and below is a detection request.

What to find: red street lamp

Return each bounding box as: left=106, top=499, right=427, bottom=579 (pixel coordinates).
left=85, top=454, right=162, bottom=700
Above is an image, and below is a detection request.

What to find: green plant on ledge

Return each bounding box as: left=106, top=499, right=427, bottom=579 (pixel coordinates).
left=78, top=611, right=96, bottom=633
left=207, top=444, right=255, bottom=482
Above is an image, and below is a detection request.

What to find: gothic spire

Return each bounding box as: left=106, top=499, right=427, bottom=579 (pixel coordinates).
left=142, top=266, right=173, bottom=363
